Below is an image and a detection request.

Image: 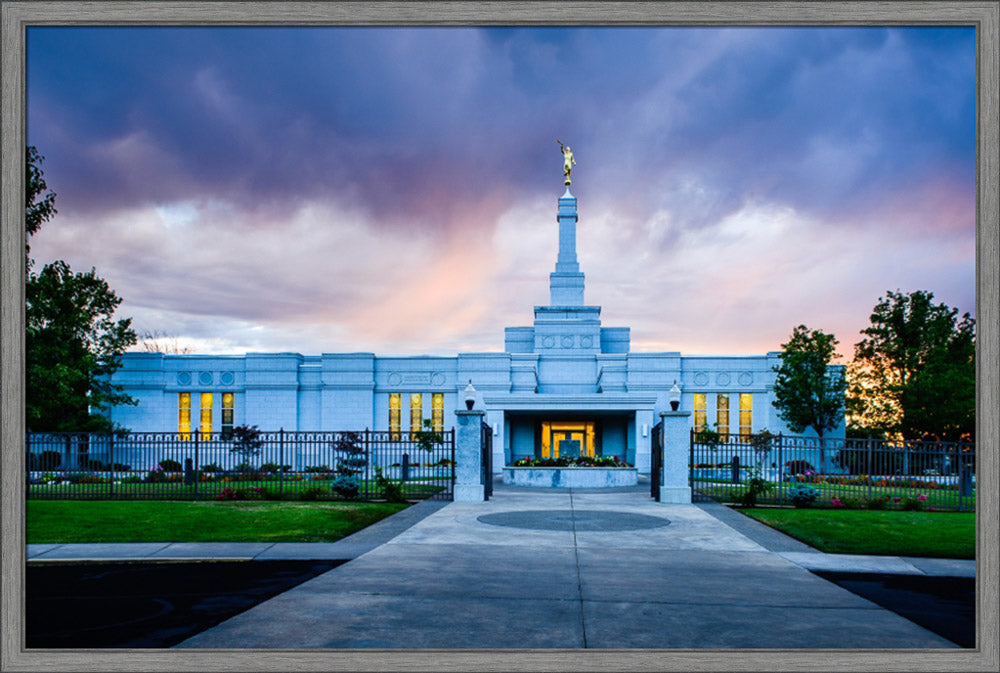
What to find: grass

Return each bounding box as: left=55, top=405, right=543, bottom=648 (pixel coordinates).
left=739, top=507, right=975, bottom=558
left=26, top=500, right=409, bottom=543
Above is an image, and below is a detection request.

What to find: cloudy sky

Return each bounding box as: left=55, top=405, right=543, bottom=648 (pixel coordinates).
left=25, top=26, right=976, bottom=359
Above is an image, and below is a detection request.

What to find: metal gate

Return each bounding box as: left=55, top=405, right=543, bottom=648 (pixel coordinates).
left=481, top=421, right=493, bottom=501
left=650, top=420, right=663, bottom=502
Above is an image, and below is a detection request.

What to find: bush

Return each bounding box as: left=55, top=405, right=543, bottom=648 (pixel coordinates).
left=299, top=486, right=327, bottom=501
left=304, top=465, right=331, bottom=474
left=331, top=476, right=360, bottom=498
left=788, top=484, right=819, bottom=508
left=201, top=463, right=224, bottom=473
left=374, top=466, right=405, bottom=503
left=38, top=450, right=62, bottom=470
left=902, top=494, right=928, bottom=511
left=784, top=460, right=815, bottom=475
left=866, top=495, right=890, bottom=510
left=158, top=459, right=183, bottom=472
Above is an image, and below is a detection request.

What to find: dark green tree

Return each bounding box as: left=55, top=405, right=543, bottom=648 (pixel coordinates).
left=772, top=325, right=847, bottom=472
left=25, top=146, right=137, bottom=431
left=848, top=290, right=975, bottom=441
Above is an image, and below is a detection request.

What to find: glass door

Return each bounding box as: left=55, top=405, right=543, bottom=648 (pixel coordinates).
left=540, top=421, right=596, bottom=459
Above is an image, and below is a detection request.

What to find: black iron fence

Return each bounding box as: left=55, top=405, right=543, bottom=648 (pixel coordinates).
left=689, top=431, right=975, bottom=511
left=26, top=430, right=455, bottom=501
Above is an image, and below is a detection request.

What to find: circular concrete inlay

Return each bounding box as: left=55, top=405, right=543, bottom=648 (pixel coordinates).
left=477, top=510, right=670, bottom=532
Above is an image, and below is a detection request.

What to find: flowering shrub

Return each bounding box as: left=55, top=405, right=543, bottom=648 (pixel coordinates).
left=830, top=496, right=845, bottom=508
left=902, top=494, right=928, bottom=511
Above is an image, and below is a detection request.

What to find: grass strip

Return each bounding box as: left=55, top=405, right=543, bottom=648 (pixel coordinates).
left=738, top=508, right=975, bottom=558
left=27, top=500, right=409, bottom=543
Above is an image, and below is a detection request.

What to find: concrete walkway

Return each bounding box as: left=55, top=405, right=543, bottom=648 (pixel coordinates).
left=152, top=485, right=968, bottom=649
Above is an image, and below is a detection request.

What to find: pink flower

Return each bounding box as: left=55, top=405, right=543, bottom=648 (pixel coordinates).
left=916, top=494, right=927, bottom=501
left=928, top=506, right=936, bottom=511
left=892, top=496, right=901, bottom=502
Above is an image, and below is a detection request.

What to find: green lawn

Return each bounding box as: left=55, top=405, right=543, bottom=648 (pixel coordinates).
left=739, top=507, right=975, bottom=558
left=27, top=500, right=409, bottom=543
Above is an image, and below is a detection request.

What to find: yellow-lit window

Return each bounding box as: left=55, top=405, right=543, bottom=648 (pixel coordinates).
left=739, top=393, right=752, bottom=438
left=388, top=393, right=401, bottom=440
left=221, top=392, right=234, bottom=440
left=717, top=394, right=729, bottom=437
left=200, top=392, right=213, bottom=440
left=693, top=393, right=707, bottom=431
left=179, top=392, right=192, bottom=441
left=410, top=393, right=423, bottom=435
left=432, top=393, right=444, bottom=433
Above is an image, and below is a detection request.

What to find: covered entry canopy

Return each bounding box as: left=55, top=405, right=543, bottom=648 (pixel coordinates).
left=485, top=393, right=657, bottom=467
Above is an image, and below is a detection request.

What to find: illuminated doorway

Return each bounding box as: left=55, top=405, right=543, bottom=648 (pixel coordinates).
left=540, top=421, right=596, bottom=459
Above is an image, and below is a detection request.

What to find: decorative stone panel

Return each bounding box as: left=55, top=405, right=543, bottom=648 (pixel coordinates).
left=738, top=372, right=753, bottom=386
left=177, top=372, right=191, bottom=385
left=198, top=372, right=213, bottom=385
left=716, top=373, right=731, bottom=386
left=693, top=372, right=709, bottom=386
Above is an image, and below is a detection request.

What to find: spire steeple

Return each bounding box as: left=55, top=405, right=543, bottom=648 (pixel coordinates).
left=549, top=186, right=585, bottom=306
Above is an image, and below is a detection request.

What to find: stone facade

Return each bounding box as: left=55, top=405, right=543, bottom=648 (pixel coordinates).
left=108, top=186, right=845, bottom=474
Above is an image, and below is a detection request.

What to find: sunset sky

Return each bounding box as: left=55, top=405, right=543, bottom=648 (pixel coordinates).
left=25, top=26, right=976, bottom=359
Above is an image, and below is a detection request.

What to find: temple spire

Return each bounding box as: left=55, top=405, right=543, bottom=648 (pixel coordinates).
left=549, top=186, right=585, bottom=305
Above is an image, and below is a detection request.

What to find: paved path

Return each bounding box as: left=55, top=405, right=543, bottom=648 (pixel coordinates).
left=157, top=485, right=966, bottom=649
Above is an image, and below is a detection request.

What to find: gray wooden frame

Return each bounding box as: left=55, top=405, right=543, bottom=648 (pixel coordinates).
left=2, top=2, right=997, bottom=671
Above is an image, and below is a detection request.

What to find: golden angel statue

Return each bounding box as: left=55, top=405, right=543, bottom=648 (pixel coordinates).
left=557, top=139, right=575, bottom=185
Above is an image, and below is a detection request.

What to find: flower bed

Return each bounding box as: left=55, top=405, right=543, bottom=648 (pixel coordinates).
left=503, top=457, right=637, bottom=488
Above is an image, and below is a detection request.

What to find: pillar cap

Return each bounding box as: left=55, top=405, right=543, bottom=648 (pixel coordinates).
left=455, top=409, right=486, bottom=417
left=660, top=410, right=692, bottom=418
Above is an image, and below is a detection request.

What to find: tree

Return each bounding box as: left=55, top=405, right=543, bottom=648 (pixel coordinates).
left=848, top=290, right=975, bottom=441
left=25, top=146, right=137, bottom=432
left=772, top=325, right=847, bottom=473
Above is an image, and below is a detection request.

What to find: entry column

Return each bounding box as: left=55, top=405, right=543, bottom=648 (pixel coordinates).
left=454, top=409, right=486, bottom=501
left=659, top=411, right=692, bottom=504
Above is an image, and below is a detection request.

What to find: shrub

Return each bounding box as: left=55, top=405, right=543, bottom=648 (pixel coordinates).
left=158, top=459, right=183, bottom=472
left=304, top=464, right=331, bottom=473
left=331, top=476, right=360, bottom=498
left=866, top=495, right=890, bottom=510
left=788, top=484, right=819, bottom=508
left=784, top=460, right=815, bottom=476
left=201, top=463, right=224, bottom=473
left=902, top=494, right=928, bottom=511
left=38, top=450, right=62, bottom=470
left=230, top=424, right=263, bottom=466
left=299, top=486, right=327, bottom=501
left=739, top=465, right=772, bottom=508
left=374, top=466, right=405, bottom=503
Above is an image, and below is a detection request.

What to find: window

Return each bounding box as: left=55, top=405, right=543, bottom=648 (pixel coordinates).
left=716, top=394, right=729, bottom=437
left=200, top=392, right=213, bottom=440
left=410, top=393, right=423, bottom=435
left=388, top=393, right=401, bottom=440
left=179, top=392, right=192, bottom=441
left=432, top=393, right=444, bottom=433
left=221, top=392, right=234, bottom=440
left=693, top=393, right=707, bottom=431
left=739, top=393, right=752, bottom=438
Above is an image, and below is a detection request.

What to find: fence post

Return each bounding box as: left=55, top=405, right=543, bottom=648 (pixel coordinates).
left=365, top=429, right=372, bottom=499
left=109, top=432, right=115, bottom=499
left=279, top=428, right=285, bottom=497
left=777, top=433, right=784, bottom=507
left=866, top=436, right=873, bottom=503
left=193, top=430, right=199, bottom=501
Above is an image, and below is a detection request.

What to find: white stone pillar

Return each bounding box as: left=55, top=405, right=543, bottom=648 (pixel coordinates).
left=454, top=409, right=486, bottom=501
left=659, top=411, right=692, bottom=504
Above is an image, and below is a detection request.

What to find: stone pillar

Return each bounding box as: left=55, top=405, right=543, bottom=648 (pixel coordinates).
left=659, top=411, right=692, bottom=504
left=454, top=409, right=486, bottom=501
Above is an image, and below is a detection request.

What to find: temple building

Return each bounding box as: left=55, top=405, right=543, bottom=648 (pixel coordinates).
left=108, top=173, right=844, bottom=474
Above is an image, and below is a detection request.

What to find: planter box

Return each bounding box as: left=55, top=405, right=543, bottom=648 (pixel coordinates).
left=502, top=466, right=638, bottom=488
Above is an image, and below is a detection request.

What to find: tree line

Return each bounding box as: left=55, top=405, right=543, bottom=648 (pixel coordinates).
left=773, top=290, right=975, bottom=443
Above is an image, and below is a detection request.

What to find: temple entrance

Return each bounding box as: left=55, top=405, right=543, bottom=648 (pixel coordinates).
left=540, top=421, right=595, bottom=459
